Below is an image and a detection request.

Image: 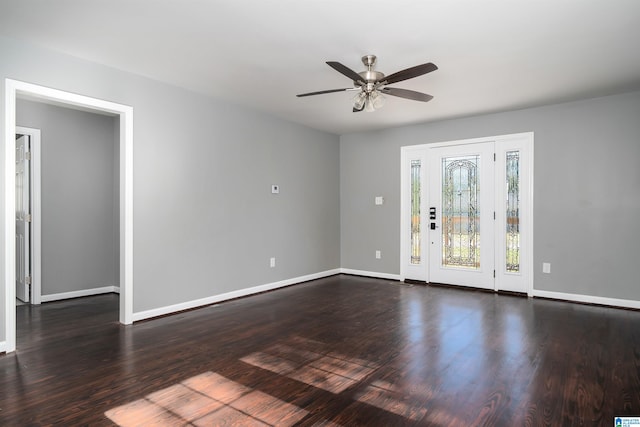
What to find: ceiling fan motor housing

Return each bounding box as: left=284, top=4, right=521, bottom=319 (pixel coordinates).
left=358, top=55, right=384, bottom=92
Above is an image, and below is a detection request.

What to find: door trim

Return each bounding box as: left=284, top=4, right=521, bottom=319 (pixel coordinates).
left=3, top=79, right=134, bottom=353
left=15, top=126, right=41, bottom=305
left=400, top=132, right=533, bottom=295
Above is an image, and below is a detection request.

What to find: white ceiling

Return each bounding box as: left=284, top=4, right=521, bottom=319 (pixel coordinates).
left=1, top=0, right=640, bottom=135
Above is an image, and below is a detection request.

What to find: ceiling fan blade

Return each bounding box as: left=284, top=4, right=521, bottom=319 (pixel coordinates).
left=297, top=88, right=352, bottom=97
left=326, top=61, right=365, bottom=84
left=381, top=87, right=434, bottom=102
left=380, top=62, right=438, bottom=85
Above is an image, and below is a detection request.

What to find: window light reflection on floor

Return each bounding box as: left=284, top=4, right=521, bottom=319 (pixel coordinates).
left=106, top=336, right=432, bottom=425
left=105, top=371, right=308, bottom=426
left=240, top=347, right=378, bottom=394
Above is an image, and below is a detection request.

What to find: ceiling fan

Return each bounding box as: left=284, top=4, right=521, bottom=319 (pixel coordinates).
left=297, top=55, right=437, bottom=112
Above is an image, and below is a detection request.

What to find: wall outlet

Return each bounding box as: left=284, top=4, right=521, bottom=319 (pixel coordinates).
left=375, top=196, right=384, bottom=205
left=270, top=257, right=276, bottom=268
left=543, top=262, right=551, bottom=274
left=375, top=250, right=381, bottom=259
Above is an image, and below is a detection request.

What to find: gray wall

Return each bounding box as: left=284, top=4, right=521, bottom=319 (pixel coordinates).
left=0, top=34, right=341, bottom=343
left=3, top=33, right=640, bottom=346
left=16, top=99, right=118, bottom=296
left=341, top=89, right=640, bottom=301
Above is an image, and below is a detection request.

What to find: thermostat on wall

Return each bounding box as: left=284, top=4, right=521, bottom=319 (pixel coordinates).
left=272, top=185, right=280, bottom=194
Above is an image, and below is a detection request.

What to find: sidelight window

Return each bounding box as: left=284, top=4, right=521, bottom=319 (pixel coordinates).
left=410, top=160, right=421, bottom=264
left=506, top=151, right=520, bottom=272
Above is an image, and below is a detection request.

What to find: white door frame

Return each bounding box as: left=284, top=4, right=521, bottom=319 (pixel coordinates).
left=400, top=132, right=534, bottom=295
left=15, top=126, right=41, bottom=305
left=3, top=79, right=134, bottom=353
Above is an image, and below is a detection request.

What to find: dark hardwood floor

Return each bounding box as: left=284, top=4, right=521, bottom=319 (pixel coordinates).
left=2, top=274, right=640, bottom=426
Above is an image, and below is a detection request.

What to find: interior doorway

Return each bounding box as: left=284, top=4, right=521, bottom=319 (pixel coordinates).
left=3, top=79, right=134, bottom=354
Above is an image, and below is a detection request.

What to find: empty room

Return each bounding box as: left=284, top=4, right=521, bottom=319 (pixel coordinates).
left=1, top=1, right=640, bottom=425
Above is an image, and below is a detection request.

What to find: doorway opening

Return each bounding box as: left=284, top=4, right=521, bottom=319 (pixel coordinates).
left=3, top=79, right=134, bottom=353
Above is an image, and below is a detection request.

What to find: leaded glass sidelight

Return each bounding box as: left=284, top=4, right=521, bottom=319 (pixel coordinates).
left=442, top=155, right=480, bottom=269
left=410, top=160, right=421, bottom=264
left=506, top=151, right=520, bottom=272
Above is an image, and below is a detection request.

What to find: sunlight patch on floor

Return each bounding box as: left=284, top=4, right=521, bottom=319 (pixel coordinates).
left=105, top=371, right=308, bottom=426
left=240, top=338, right=430, bottom=423
left=106, top=336, right=432, bottom=425
left=240, top=339, right=379, bottom=394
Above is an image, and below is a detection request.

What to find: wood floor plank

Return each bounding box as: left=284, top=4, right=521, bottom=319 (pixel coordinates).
left=2, top=274, right=640, bottom=425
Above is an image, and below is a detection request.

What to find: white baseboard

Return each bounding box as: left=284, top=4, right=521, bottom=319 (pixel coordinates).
left=132, top=269, right=341, bottom=322
left=339, top=268, right=401, bottom=281
left=336, top=273, right=640, bottom=310
left=0, top=340, right=6, bottom=353
left=41, top=285, right=119, bottom=303
left=532, top=289, right=640, bottom=310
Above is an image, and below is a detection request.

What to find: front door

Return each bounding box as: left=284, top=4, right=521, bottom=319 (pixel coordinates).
left=428, top=142, right=495, bottom=289
left=16, top=134, right=31, bottom=303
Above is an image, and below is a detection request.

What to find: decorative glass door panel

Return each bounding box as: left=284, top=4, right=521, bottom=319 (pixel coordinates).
left=429, top=143, right=494, bottom=289
left=442, top=155, right=480, bottom=269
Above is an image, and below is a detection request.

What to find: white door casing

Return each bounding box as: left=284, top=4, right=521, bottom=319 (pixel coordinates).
left=400, top=132, right=533, bottom=294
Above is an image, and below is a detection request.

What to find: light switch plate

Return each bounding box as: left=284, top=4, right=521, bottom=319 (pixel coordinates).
left=271, top=185, right=279, bottom=194
left=375, top=196, right=384, bottom=205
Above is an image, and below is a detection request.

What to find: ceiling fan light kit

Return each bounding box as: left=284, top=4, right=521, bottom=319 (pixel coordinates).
left=297, top=54, right=437, bottom=113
